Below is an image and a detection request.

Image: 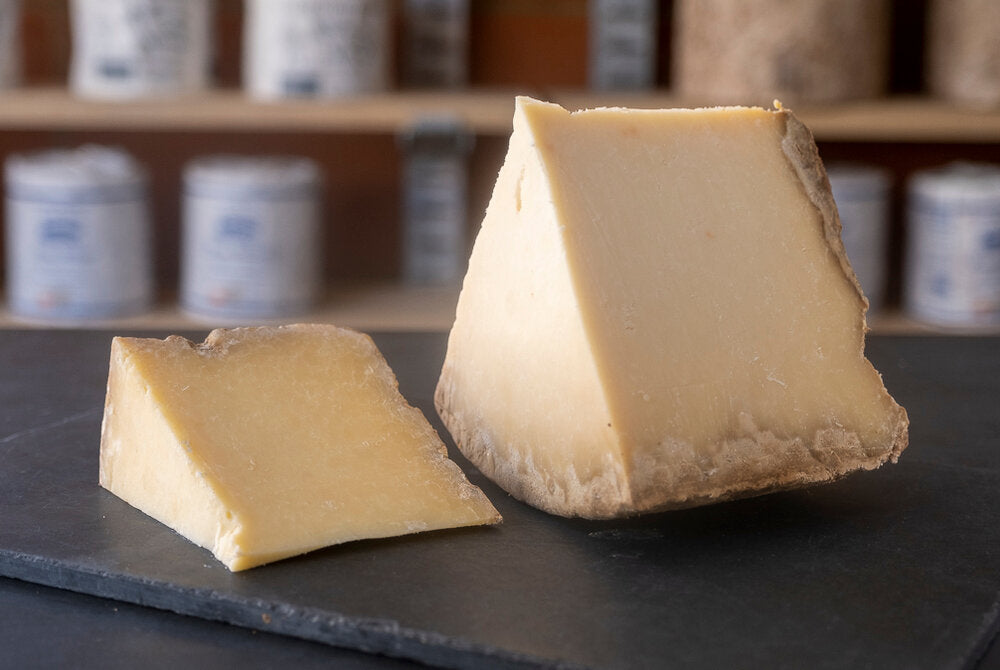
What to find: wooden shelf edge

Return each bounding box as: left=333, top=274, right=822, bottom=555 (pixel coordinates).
left=0, top=282, right=462, bottom=333
left=0, top=88, right=999, bottom=142
left=2, top=284, right=994, bottom=337
left=867, top=310, right=1000, bottom=337
left=0, top=87, right=528, bottom=135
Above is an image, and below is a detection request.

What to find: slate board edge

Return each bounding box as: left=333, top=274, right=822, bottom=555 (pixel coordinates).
left=0, top=550, right=586, bottom=670
left=967, top=596, right=1000, bottom=670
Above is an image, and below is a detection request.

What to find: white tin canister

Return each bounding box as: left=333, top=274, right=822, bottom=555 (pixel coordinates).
left=243, top=0, right=390, bottom=100
left=0, top=0, right=21, bottom=90
left=69, top=0, right=213, bottom=99
left=827, top=164, right=892, bottom=314
left=4, top=146, right=153, bottom=322
left=905, top=163, right=1000, bottom=328
left=181, top=156, right=323, bottom=320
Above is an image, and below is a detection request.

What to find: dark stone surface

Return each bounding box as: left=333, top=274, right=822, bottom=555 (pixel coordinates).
left=0, top=575, right=420, bottom=669
left=1, top=329, right=998, bottom=669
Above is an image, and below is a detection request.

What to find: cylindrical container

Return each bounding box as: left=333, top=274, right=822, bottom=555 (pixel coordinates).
left=4, top=146, right=153, bottom=322
left=905, top=163, right=1000, bottom=328
left=0, top=0, right=21, bottom=90
left=827, top=164, right=892, bottom=314
left=243, top=0, right=390, bottom=100
left=401, top=0, right=469, bottom=89
left=672, top=0, right=889, bottom=106
left=181, top=156, right=323, bottom=320
left=588, top=0, right=658, bottom=91
left=928, top=0, right=1000, bottom=108
left=399, top=118, right=473, bottom=284
left=69, top=0, right=213, bottom=99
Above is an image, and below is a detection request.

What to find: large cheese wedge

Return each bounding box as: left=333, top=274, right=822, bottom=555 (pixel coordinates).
left=100, top=324, right=500, bottom=571
left=435, top=97, right=908, bottom=519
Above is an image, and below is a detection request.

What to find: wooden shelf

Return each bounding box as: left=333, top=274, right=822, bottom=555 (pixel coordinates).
left=785, top=99, right=1000, bottom=144
left=0, top=87, right=527, bottom=135
left=867, top=311, right=1000, bottom=337
left=3, top=281, right=993, bottom=336
left=0, top=282, right=462, bottom=333
left=1, top=87, right=999, bottom=142
left=1, top=89, right=998, bottom=336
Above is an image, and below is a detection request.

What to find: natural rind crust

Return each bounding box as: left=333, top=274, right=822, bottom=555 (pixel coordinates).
left=779, top=106, right=909, bottom=461
left=436, top=368, right=909, bottom=521
left=435, top=102, right=909, bottom=520
left=436, top=374, right=633, bottom=519
left=779, top=110, right=868, bottom=311
left=777, top=106, right=908, bottom=460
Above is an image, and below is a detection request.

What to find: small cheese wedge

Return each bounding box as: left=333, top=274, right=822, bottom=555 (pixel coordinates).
left=435, top=97, right=908, bottom=519
left=100, top=324, right=500, bottom=571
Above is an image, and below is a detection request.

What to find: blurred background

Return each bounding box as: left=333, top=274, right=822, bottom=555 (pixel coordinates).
left=0, top=0, right=997, bottom=332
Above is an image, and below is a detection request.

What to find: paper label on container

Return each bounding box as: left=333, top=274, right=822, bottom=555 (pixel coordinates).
left=70, top=0, right=211, bottom=98
left=244, top=0, right=389, bottom=98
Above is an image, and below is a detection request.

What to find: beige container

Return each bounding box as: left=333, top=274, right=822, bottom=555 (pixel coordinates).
left=672, top=0, right=889, bottom=106
left=928, top=0, right=1000, bottom=108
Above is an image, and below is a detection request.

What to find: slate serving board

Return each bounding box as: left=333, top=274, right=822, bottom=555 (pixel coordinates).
left=0, top=574, right=422, bottom=669
left=1, top=329, right=999, bottom=669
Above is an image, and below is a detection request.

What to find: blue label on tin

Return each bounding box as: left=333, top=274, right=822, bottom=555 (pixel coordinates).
left=41, top=217, right=81, bottom=244
left=217, top=215, right=258, bottom=242
left=984, top=228, right=1000, bottom=250
left=100, top=59, right=133, bottom=79
left=284, top=75, right=319, bottom=96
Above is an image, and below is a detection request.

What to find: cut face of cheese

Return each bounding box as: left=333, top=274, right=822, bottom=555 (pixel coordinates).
left=100, top=324, right=500, bottom=571
left=435, top=97, right=908, bottom=519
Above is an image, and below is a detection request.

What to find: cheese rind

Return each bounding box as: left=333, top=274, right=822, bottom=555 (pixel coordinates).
left=100, top=324, right=500, bottom=571
left=435, top=97, right=908, bottom=519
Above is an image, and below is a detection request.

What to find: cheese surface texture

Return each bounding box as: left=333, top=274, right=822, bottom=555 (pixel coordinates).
left=435, top=97, right=908, bottom=519
left=100, top=324, right=500, bottom=571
